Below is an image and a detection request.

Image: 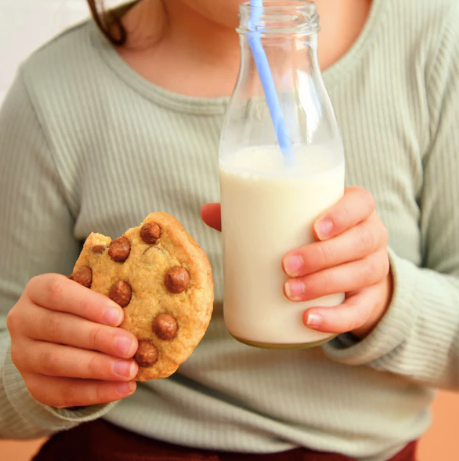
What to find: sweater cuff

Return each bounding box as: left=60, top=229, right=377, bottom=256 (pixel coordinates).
left=3, top=345, right=117, bottom=432
left=322, top=248, right=418, bottom=366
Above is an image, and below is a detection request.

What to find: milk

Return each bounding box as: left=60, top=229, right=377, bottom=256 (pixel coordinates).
left=220, top=141, right=345, bottom=347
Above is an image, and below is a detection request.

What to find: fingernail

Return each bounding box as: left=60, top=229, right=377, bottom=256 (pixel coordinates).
left=103, top=306, right=121, bottom=326
left=114, top=337, right=133, bottom=357
left=316, top=219, right=333, bottom=239
left=117, top=381, right=136, bottom=395
left=306, top=313, right=323, bottom=329
left=114, top=360, right=136, bottom=378
left=285, top=280, right=306, bottom=300
left=284, top=255, right=304, bottom=277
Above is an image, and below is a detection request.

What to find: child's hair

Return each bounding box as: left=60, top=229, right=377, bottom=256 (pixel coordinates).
left=87, top=0, right=127, bottom=46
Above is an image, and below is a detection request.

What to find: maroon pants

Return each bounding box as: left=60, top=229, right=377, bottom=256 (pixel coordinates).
left=33, top=419, right=417, bottom=461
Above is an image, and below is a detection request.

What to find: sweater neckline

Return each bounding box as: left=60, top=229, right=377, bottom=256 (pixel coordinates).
left=90, top=0, right=386, bottom=115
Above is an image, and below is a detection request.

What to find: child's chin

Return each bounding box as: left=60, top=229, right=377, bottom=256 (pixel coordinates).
left=187, top=0, right=243, bottom=28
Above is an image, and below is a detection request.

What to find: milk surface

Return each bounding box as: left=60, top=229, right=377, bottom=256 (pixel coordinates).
left=220, top=142, right=345, bottom=346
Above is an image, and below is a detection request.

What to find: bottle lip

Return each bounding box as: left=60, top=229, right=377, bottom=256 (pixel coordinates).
left=238, top=1, right=320, bottom=36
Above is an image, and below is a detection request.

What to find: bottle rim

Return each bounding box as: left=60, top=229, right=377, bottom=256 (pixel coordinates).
left=237, top=1, right=320, bottom=36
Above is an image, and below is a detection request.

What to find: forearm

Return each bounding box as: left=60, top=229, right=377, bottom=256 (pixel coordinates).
left=323, top=249, right=459, bottom=390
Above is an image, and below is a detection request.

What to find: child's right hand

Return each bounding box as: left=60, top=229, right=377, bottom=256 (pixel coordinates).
left=6, top=274, right=138, bottom=409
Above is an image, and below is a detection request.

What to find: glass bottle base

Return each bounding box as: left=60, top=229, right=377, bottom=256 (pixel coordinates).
left=230, top=334, right=337, bottom=350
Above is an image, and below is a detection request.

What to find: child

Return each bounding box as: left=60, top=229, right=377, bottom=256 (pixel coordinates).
left=1, top=0, right=458, bottom=460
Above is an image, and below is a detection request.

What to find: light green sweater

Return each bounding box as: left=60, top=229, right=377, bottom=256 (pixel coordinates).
left=1, top=0, right=459, bottom=459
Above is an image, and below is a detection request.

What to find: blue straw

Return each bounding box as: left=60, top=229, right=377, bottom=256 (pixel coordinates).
left=248, top=0, right=295, bottom=167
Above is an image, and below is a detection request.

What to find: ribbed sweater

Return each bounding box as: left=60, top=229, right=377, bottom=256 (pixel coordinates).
left=1, top=1, right=459, bottom=460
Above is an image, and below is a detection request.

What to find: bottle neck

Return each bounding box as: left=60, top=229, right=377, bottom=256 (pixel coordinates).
left=222, top=1, right=341, bottom=154
left=238, top=32, right=320, bottom=86
left=237, top=1, right=321, bottom=83
left=237, top=1, right=320, bottom=36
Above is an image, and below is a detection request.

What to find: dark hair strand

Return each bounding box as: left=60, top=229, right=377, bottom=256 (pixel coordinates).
left=87, top=0, right=127, bottom=46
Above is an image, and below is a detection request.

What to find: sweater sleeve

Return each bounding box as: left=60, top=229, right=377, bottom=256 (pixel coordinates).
left=0, top=72, right=116, bottom=440
left=323, top=5, right=459, bottom=391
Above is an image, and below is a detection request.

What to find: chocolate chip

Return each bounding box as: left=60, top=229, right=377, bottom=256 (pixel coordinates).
left=68, top=266, right=92, bottom=288
left=164, top=267, right=190, bottom=294
left=135, top=341, right=158, bottom=367
left=92, top=245, right=106, bottom=255
left=140, top=222, right=161, bottom=244
left=109, top=281, right=132, bottom=307
left=152, top=313, right=178, bottom=340
left=108, top=237, right=131, bottom=263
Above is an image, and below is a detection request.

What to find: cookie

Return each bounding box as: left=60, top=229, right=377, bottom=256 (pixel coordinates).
left=69, top=212, right=214, bottom=381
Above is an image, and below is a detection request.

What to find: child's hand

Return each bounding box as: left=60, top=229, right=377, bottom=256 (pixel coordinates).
left=201, top=186, right=392, bottom=338
left=281, top=186, right=392, bottom=338
left=6, top=274, right=138, bottom=409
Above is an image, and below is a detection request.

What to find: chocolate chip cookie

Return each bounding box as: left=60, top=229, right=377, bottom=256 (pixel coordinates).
left=69, top=212, right=214, bottom=381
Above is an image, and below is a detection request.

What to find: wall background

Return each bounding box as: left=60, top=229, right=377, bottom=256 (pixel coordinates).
left=0, top=1, right=458, bottom=460
left=0, top=0, right=123, bottom=104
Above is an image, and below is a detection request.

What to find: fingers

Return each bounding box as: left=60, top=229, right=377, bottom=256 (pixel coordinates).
left=283, top=213, right=388, bottom=277
left=25, top=305, right=138, bottom=359
left=284, top=249, right=390, bottom=302
left=302, top=284, right=382, bottom=334
left=201, top=203, right=222, bottom=232
left=313, top=186, right=376, bottom=240
left=22, top=372, right=137, bottom=409
left=26, top=274, right=124, bottom=327
left=15, top=340, right=138, bottom=381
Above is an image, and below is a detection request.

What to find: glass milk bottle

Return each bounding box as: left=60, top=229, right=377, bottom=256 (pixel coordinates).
left=219, top=1, right=345, bottom=349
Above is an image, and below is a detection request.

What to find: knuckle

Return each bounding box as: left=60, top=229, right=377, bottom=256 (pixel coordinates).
left=60, top=385, right=79, bottom=408
left=319, top=271, right=334, bottom=294
left=316, top=242, right=333, bottom=267
left=361, top=189, right=376, bottom=211
left=337, top=206, right=352, bottom=229
left=6, top=308, right=19, bottom=335
left=86, top=354, right=101, bottom=378
left=45, top=278, right=64, bottom=305
left=47, top=314, right=65, bottom=339
left=40, top=350, right=60, bottom=376
left=355, top=226, right=374, bottom=252
left=88, top=325, right=105, bottom=350
left=359, top=260, right=378, bottom=285
left=76, top=295, right=94, bottom=317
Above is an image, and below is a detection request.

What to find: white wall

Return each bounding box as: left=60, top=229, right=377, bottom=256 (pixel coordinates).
left=0, top=0, right=124, bottom=106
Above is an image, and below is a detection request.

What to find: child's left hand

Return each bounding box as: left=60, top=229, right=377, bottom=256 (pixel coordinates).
left=201, top=186, right=393, bottom=339
left=281, top=186, right=392, bottom=338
